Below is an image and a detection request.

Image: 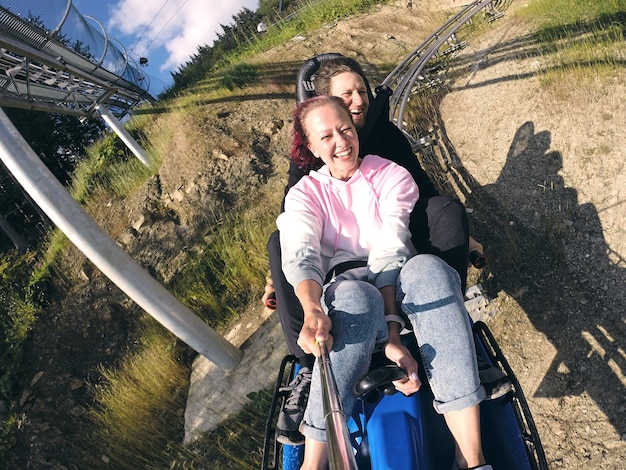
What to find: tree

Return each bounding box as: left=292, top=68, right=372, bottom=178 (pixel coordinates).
left=3, top=109, right=105, bottom=186
left=166, top=7, right=264, bottom=96
left=0, top=109, right=106, bottom=251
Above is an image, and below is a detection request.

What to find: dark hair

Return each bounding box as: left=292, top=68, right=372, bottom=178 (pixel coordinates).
left=314, top=57, right=369, bottom=97
left=290, top=95, right=353, bottom=168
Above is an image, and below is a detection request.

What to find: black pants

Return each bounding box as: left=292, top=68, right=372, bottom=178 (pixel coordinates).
left=269, top=195, right=470, bottom=359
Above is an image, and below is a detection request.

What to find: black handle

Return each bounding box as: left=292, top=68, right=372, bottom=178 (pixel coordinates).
left=353, top=365, right=407, bottom=397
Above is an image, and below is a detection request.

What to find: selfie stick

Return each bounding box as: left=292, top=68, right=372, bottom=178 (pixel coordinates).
left=317, top=341, right=358, bottom=470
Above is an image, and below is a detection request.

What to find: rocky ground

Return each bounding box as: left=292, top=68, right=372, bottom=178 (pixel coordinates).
left=6, top=0, right=626, bottom=468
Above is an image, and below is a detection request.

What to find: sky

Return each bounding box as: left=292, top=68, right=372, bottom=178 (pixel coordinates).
left=72, top=0, right=259, bottom=96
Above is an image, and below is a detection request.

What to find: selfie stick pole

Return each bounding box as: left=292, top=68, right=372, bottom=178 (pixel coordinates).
left=317, top=341, right=358, bottom=470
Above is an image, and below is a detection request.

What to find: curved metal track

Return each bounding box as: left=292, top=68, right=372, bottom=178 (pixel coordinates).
left=382, top=0, right=511, bottom=148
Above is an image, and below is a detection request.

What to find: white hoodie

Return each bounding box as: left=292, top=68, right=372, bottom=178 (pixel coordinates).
left=277, top=155, right=419, bottom=291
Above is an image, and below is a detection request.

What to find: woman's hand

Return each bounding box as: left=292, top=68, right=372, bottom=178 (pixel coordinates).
left=295, top=279, right=332, bottom=356
left=261, top=273, right=276, bottom=310
left=384, top=336, right=421, bottom=395
left=297, top=310, right=333, bottom=356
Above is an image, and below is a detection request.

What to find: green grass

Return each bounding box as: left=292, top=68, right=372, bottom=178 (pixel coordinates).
left=80, top=324, right=190, bottom=469
left=169, top=178, right=283, bottom=329
left=0, top=252, right=40, bottom=463
left=0, top=252, right=39, bottom=398
left=174, top=389, right=274, bottom=469
left=517, top=0, right=625, bottom=85
left=70, top=132, right=158, bottom=204
left=518, top=0, right=625, bottom=30
left=223, top=0, right=389, bottom=64
left=63, top=162, right=282, bottom=468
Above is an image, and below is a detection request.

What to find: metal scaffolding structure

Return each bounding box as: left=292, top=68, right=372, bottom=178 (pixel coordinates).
left=0, top=0, right=153, bottom=118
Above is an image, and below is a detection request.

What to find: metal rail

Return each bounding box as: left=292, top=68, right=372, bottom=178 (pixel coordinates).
left=382, top=0, right=511, bottom=146
left=318, top=341, right=358, bottom=470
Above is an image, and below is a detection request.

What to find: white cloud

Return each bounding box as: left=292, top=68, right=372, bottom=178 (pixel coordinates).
left=108, top=0, right=258, bottom=73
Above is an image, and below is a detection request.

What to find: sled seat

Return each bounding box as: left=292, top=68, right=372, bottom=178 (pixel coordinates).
left=262, top=321, right=547, bottom=470
left=358, top=322, right=545, bottom=469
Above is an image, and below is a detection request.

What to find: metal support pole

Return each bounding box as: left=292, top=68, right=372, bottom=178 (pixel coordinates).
left=95, top=103, right=150, bottom=166
left=0, top=108, right=242, bottom=370
left=318, top=341, right=358, bottom=470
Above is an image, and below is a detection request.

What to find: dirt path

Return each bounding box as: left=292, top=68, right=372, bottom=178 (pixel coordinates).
left=437, top=9, right=626, bottom=468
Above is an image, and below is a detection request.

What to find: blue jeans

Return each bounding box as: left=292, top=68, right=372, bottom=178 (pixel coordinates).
left=301, top=254, right=484, bottom=442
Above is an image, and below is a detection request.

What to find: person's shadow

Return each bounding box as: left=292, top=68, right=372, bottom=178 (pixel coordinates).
left=440, top=121, right=626, bottom=435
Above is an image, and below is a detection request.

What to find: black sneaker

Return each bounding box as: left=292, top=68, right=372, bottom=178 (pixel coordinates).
left=477, top=354, right=512, bottom=400
left=276, top=366, right=312, bottom=445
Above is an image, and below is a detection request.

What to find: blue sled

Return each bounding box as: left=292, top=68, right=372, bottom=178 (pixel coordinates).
left=262, top=321, right=547, bottom=470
